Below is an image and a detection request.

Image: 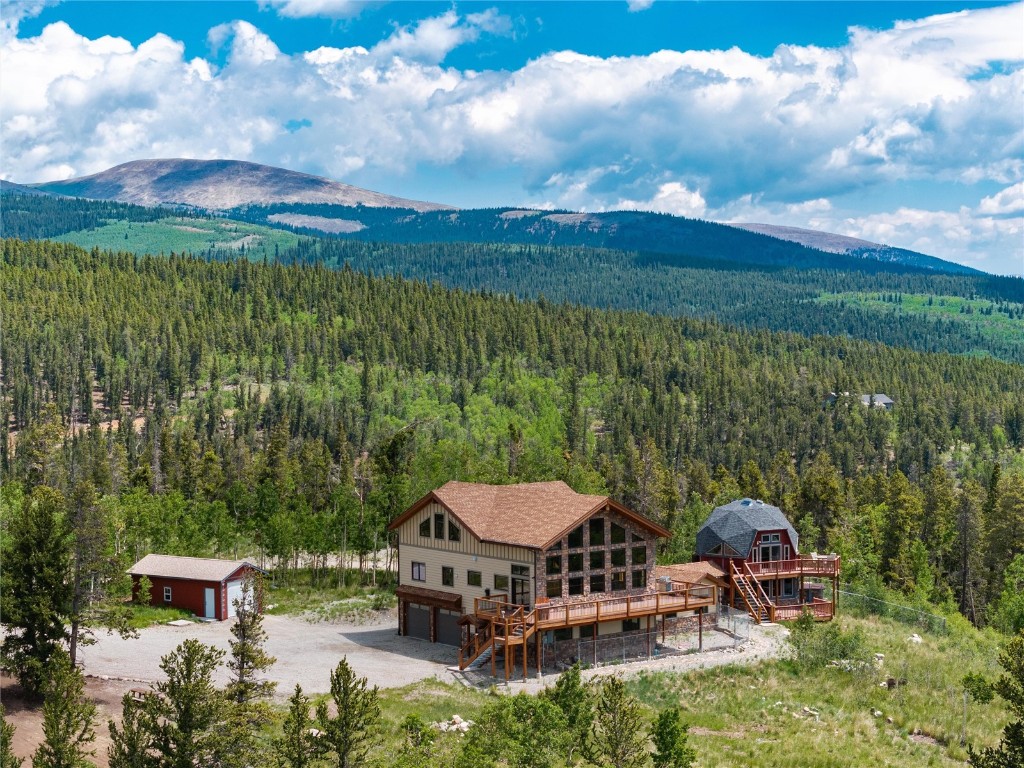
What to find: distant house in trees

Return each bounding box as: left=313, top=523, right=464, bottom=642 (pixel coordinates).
left=129, top=554, right=262, bottom=621
left=825, top=392, right=895, bottom=410
left=388, top=481, right=718, bottom=679
left=696, top=498, right=839, bottom=623
left=859, top=393, right=895, bottom=409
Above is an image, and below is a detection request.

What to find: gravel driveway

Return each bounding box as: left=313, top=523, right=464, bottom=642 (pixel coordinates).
left=78, top=614, right=454, bottom=699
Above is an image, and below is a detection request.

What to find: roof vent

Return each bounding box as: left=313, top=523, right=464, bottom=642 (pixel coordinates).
left=755, top=499, right=764, bottom=506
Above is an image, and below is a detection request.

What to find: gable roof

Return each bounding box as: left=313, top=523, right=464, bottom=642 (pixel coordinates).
left=654, top=562, right=728, bottom=586
left=389, top=480, right=670, bottom=549
left=695, top=498, right=799, bottom=559
left=860, top=393, right=894, bottom=406
left=129, top=554, right=258, bottom=582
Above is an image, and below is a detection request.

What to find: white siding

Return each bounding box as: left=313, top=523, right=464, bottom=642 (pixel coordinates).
left=399, top=543, right=532, bottom=610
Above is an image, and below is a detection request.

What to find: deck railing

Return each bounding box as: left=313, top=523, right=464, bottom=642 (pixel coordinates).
left=773, top=598, right=835, bottom=622
left=470, top=583, right=715, bottom=637
left=744, top=555, right=840, bottom=579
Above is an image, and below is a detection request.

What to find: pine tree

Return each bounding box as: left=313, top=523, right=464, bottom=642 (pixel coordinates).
left=225, top=574, right=276, bottom=704
left=274, top=685, right=318, bottom=768
left=316, top=658, right=381, bottom=768
left=651, top=706, right=695, bottom=768
left=1, top=704, right=24, bottom=768
left=539, top=663, right=595, bottom=765
left=0, top=486, right=72, bottom=698
left=31, top=652, right=96, bottom=768
left=969, top=630, right=1024, bottom=767
left=107, top=695, right=156, bottom=768
left=590, top=676, right=649, bottom=768
left=149, top=639, right=224, bottom=768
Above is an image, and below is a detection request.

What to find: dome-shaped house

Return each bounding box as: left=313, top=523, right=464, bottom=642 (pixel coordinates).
left=696, top=498, right=839, bottom=623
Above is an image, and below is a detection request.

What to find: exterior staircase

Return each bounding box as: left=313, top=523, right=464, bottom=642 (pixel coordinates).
left=730, top=562, right=772, bottom=623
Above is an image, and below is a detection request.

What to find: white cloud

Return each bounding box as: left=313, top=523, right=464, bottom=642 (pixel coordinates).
left=262, top=0, right=364, bottom=20
left=1, top=3, right=1022, bottom=273
left=0, top=0, right=57, bottom=42
left=978, top=182, right=1024, bottom=215
left=373, top=8, right=510, bottom=64
left=615, top=182, right=707, bottom=218
left=626, top=0, right=655, bottom=12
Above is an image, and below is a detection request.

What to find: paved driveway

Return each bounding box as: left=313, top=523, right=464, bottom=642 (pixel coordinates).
left=78, top=614, right=455, bottom=699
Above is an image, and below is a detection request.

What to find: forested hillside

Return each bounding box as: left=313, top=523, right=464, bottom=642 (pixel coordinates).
left=5, top=192, right=1023, bottom=363
left=2, top=238, right=1023, bottom=630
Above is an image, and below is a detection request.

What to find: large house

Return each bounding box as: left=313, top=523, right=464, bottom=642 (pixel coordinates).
left=696, top=498, right=839, bottom=623
left=388, top=481, right=717, bottom=679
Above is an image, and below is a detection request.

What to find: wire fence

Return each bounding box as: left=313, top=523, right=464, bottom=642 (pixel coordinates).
left=838, top=589, right=947, bottom=634
left=552, top=607, right=751, bottom=671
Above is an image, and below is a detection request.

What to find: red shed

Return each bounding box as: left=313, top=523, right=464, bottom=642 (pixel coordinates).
left=129, top=554, right=262, bottom=621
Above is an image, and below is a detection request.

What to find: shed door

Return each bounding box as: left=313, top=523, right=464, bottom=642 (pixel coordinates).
left=204, top=587, right=216, bottom=619
left=406, top=603, right=430, bottom=640
left=437, top=609, right=461, bottom=646
left=226, top=580, right=243, bottom=619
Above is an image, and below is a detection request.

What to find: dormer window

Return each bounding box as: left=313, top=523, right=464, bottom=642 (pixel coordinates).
left=419, top=518, right=430, bottom=537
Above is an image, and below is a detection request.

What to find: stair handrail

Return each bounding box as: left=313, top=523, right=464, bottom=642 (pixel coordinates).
left=730, top=562, right=764, bottom=623
left=743, top=561, right=776, bottom=622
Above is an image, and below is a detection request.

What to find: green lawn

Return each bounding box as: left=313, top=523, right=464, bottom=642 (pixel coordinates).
left=51, top=216, right=303, bottom=258
left=126, top=603, right=196, bottom=628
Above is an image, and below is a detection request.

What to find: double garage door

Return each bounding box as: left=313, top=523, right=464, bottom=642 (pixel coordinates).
left=406, top=604, right=461, bottom=646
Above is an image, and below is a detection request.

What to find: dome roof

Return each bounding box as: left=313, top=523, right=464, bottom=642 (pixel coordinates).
left=696, top=498, right=798, bottom=558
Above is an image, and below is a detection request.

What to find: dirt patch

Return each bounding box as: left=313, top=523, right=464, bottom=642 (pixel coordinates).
left=2, top=673, right=129, bottom=767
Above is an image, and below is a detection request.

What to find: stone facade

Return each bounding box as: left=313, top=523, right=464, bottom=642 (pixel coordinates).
left=533, top=507, right=657, bottom=606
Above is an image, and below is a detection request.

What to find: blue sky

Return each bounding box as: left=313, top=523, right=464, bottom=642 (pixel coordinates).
left=3, top=0, right=1023, bottom=274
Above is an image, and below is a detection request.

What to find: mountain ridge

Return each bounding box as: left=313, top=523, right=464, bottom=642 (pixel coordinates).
left=17, top=158, right=978, bottom=274
left=29, top=158, right=451, bottom=213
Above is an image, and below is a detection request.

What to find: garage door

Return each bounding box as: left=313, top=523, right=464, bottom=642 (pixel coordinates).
left=407, top=603, right=430, bottom=640
left=226, top=580, right=243, bottom=619
left=437, top=609, right=462, bottom=646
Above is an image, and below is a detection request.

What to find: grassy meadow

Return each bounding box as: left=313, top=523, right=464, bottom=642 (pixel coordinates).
left=51, top=216, right=303, bottom=259
left=359, top=613, right=1009, bottom=768
left=816, top=291, right=1024, bottom=359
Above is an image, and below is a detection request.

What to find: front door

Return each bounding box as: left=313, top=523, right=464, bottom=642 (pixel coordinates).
left=204, top=587, right=216, bottom=619
left=511, top=578, right=530, bottom=607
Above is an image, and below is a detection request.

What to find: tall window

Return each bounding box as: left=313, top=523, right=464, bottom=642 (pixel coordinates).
left=589, top=518, right=605, bottom=546
left=163, top=586, right=172, bottom=602
left=411, top=562, right=426, bottom=582
left=434, top=513, right=444, bottom=539
left=442, top=566, right=454, bottom=587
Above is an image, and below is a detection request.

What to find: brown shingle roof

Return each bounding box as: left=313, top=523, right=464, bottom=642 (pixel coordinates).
left=129, top=554, right=256, bottom=582
left=655, top=562, right=727, bottom=586
left=390, top=480, right=670, bottom=549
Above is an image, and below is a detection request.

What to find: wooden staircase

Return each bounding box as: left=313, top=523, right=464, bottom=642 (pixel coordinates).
left=730, top=562, right=773, bottom=623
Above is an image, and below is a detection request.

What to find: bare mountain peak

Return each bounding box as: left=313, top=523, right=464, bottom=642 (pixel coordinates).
left=31, top=158, right=451, bottom=212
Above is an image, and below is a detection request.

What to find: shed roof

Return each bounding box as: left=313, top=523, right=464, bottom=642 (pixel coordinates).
left=389, top=480, right=670, bottom=549
left=695, top=498, right=799, bottom=559
left=129, top=554, right=257, bottom=582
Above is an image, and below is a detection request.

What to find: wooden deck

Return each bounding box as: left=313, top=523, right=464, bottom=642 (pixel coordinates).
left=459, top=583, right=717, bottom=678
left=743, top=555, right=840, bottom=580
